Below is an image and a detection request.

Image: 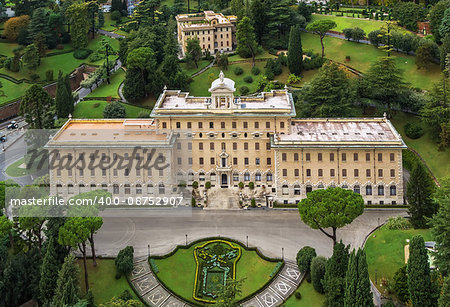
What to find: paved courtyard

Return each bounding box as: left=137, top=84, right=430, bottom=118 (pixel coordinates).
left=95, top=209, right=407, bottom=260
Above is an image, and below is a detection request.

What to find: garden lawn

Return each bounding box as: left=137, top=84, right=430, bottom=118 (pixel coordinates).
left=78, top=259, right=142, bottom=305
left=284, top=280, right=326, bottom=306
left=301, top=32, right=441, bottom=90
left=5, top=157, right=39, bottom=177
left=228, top=50, right=276, bottom=62
left=390, top=112, right=450, bottom=180
left=365, top=225, right=432, bottom=295
left=0, top=77, right=31, bottom=106
left=0, top=41, right=20, bottom=57
left=152, top=241, right=279, bottom=305
left=101, top=13, right=117, bottom=32
left=74, top=100, right=150, bottom=118
left=180, top=60, right=211, bottom=76
left=86, top=69, right=125, bottom=99
left=311, top=14, right=410, bottom=34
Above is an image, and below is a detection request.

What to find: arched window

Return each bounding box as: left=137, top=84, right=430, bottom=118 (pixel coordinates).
left=233, top=173, right=239, bottom=181
left=353, top=185, right=360, bottom=194
left=390, top=185, right=396, bottom=196
left=188, top=171, right=194, bottom=182
left=306, top=185, right=312, bottom=194
left=136, top=184, right=142, bottom=194
left=318, top=184, right=324, bottom=189
left=294, top=185, right=301, bottom=195
left=147, top=184, right=154, bottom=194
left=282, top=184, right=289, bottom=195
left=244, top=172, right=250, bottom=181
left=56, top=184, right=62, bottom=195
left=113, top=184, right=119, bottom=194
left=177, top=172, right=183, bottom=181
left=378, top=185, right=384, bottom=196
left=159, top=183, right=165, bottom=195
left=124, top=184, right=131, bottom=194
left=199, top=172, right=205, bottom=181
left=210, top=172, right=216, bottom=182
left=266, top=172, right=273, bottom=181
left=255, top=172, right=261, bottom=181
left=68, top=184, right=74, bottom=194
left=366, top=185, right=372, bottom=195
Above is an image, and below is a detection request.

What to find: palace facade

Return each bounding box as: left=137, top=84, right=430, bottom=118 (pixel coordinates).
left=46, top=72, right=407, bottom=205
left=176, top=11, right=236, bottom=56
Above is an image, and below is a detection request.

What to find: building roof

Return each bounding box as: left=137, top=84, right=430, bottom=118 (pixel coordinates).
left=176, top=11, right=235, bottom=30
left=46, top=119, right=175, bottom=148
left=272, top=118, right=406, bottom=148
left=209, top=71, right=235, bottom=92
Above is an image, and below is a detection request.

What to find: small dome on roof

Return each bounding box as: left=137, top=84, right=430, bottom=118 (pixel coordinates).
left=209, top=71, right=235, bottom=92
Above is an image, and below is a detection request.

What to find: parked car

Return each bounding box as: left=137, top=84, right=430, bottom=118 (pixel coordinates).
left=7, top=121, right=18, bottom=130
left=0, top=135, right=6, bottom=142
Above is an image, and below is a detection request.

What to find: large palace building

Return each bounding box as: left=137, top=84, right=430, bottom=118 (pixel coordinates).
left=46, top=72, right=407, bottom=206
left=176, top=11, right=236, bottom=56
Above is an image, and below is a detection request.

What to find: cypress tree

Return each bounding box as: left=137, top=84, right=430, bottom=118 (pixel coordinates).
left=355, top=249, right=374, bottom=307
left=323, top=241, right=350, bottom=307
left=439, top=276, right=450, bottom=307
left=51, top=254, right=80, bottom=306
left=55, top=72, right=70, bottom=118
left=123, top=68, right=147, bottom=102
left=344, top=250, right=358, bottom=307
left=407, top=162, right=436, bottom=229
left=64, top=74, right=74, bottom=115
left=407, top=235, right=436, bottom=307
left=287, top=25, right=302, bottom=76
left=39, top=237, right=60, bottom=305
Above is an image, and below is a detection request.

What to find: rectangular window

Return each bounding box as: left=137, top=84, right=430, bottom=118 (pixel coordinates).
left=199, top=142, right=203, bottom=150
left=330, top=169, right=335, bottom=177
left=378, top=169, right=383, bottom=177
left=232, top=122, right=237, bottom=129
left=162, top=122, right=167, bottom=129
left=305, top=153, right=310, bottom=161
left=188, top=142, right=192, bottom=150
left=243, top=122, right=248, bottom=129
left=221, top=122, right=225, bottom=129
left=378, top=153, right=383, bottom=161
left=198, top=122, right=203, bottom=129
left=366, top=153, right=370, bottom=161
left=244, top=158, right=249, bottom=165
left=282, top=153, right=287, bottom=161
left=255, top=143, right=260, bottom=150
left=176, top=122, right=181, bottom=129
left=267, top=158, right=271, bottom=165
left=354, top=153, right=358, bottom=161
left=187, top=122, right=192, bottom=129
left=266, top=122, right=270, bottom=129
left=254, top=122, right=259, bottom=129
left=199, top=158, right=204, bottom=165
left=102, top=168, right=106, bottom=176
left=209, top=122, right=214, bottom=129
left=330, top=153, right=334, bottom=161
left=244, top=142, right=248, bottom=150
left=233, top=157, right=238, bottom=165
left=177, top=142, right=182, bottom=150
left=366, top=169, right=371, bottom=177
left=177, top=157, right=182, bottom=165
left=283, top=169, right=287, bottom=177
left=125, top=169, right=130, bottom=176
left=390, top=169, right=395, bottom=177
left=318, top=169, right=323, bottom=177
left=255, top=158, right=260, bottom=165
left=188, top=157, right=193, bottom=165
left=233, top=142, right=237, bottom=150
left=342, top=153, right=347, bottom=162
left=79, top=168, right=83, bottom=176
left=114, top=169, right=118, bottom=177
left=294, top=153, right=299, bottom=161
left=306, top=169, right=311, bottom=177
left=210, top=143, right=214, bottom=150
left=390, top=153, right=395, bottom=162
left=318, top=153, right=322, bottom=161
left=354, top=169, right=359, bottom=177
left=210, top=157, right=215, bottom=165
left=295, top=169, right=299, bottom=177
left=342, top=169, right=347, bottom=177
left=266, top=142, right=271, bottom=150
left=280, top=122, right=285, bottom=129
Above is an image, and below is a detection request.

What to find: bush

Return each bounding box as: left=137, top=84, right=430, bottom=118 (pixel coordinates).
left=88, top=50, right=104, bottom=62
left=343, top=28, right=353, bottom=40
left=296, top=246, right=316, bottom=273
left=385, top=216, right=410, bottom=230
left=234, top=66, right=244, bottom=75
left=46, top=70, right=54, bottom=82
left=251, top=198, right=256, bottom=208
left=115, top=246, right=134, bottom=277
left=192, top=181, right=199, bottom=189
left=93, top=102, right=101, bottom=108
left=205, top=181, right=211, bottom=189
left=294, top=291, right=302, bottom=299
left=251, top=66, right=260, bottom=75
left=30, top=73, right=40, bottom=81
left=248, top=181, right=254, bottom=190
left=310, top=256, right=327, bottom=293
left=240, top=86, right=249, bottom=95
left=73, top=48, right=92, bottom=59
left=238, top=182, right=244, bottom=189
left=287, top=74, right=301, bottom=84
left=404, top=122, right=424, bottom=139
left=243, top=76, right=253, bottom=83
left=103, top=101, right=126, bottom=118
left=191, top=197, right=196, bottom=207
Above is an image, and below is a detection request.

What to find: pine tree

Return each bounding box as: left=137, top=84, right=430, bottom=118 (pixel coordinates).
left=250, top=0, right=266, bottom=45
left=439, top=276, right=450, bottom=307
left=344, top=250, right=358, bottom=307
left=323, top=241, right=350, bottom=307
left=407, top=235, right=436, bottom=307
left=111, top=0, right=122, bottom=13
left=51, top=254, right=80, bottom=306
left=55, top=72, right=70, bottom=118
left=355, top=249, right=373, bottom=307
left=39, top=237, right=60, bottom=305
left=19, top=85, right=54, bottom=129
left=123, top=67, right=147, bottom=102
left=407, top=162, right=436, bottom=229
left=236, top=16, right=258, bottom=66
left=287, top=25, right=302, bottom=76
left=22, top=43, right=40, bottom=69
left=27, top=7, right=50, bottom=42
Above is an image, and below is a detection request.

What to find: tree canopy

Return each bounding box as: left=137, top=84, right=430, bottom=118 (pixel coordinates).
left=306, top=19, right=337, bottom=57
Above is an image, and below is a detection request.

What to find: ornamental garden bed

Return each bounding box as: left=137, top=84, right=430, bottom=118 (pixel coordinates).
left=149, top=237, right=283, bottom=305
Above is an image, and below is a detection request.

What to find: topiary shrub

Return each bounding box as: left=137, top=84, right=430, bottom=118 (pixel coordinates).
left=385, top=216, right=410, bottom=230
left=296, top=246, right=316, bottom=274
left=238, top=182, right=244, bottom=189
left=310, top=256, right=327, bottom=293
left=295, top=291, right=302, bottom=299
left=240, top=86, right=249, bottom=95
left=248, top=182, right=254, bottom=190
left=73, top=48, right=92, bottom=59
left=103, top=101, right=126, bottom=118
left=251, top=66, right=260, bottom=75
left=115, top=246, right=134, bottom=278
left=205, top=181, right=211, bottom=189
left=251, top=198, right=256, bottom=208
left=191, top=197, right=196, bottom=207
left=234, top=66, right=244, bottom=75
left=244, top=76, right=253, bottom=83
left=404, top=122, right=424, bottom=139
left=192, top=181, right=199, bottom=189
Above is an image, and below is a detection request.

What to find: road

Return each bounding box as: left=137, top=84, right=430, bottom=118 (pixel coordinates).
left=94, top=209, right=406, bottom=260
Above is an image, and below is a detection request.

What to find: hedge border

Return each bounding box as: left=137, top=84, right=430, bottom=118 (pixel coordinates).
left=148, top=236, right=285, bottom=306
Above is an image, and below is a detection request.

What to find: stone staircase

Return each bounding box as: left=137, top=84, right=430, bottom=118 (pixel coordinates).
left=205, top=187, right=240, bottom=210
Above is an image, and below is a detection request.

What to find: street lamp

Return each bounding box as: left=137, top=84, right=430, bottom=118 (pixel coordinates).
left=282, top=247, right=284, bottom=260
left=246, top=235, right=248, bottom=249
left=148, top=244, right=150, bottom=258
left=185, top=234, right=188, bottom=246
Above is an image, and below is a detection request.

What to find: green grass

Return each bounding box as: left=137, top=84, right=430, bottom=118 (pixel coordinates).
left=302, top=32, right=441, bottom=90
left=74, top=100, right=150, bottom=118
left=0, top=41, right=21, bottom=57
left=365, top=224, right=432, bottom=295
left=311, top=13, right=410, bottom=34
left=390, top=112, right=450, bottom=180
left=153, top=241, right=279, bottom=305
left=228, top=50, right=276, bottom=62
left=5, top=157, right=38, bottom=177
left=284, top=280, right=326, bottom=306
left=0, top=77, right=31, bottom=106
left=78, top=259, right=141, bottom=305
left=180, top=60, right=211, bottom=76
left=86, top=69, right=125, bottom=98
